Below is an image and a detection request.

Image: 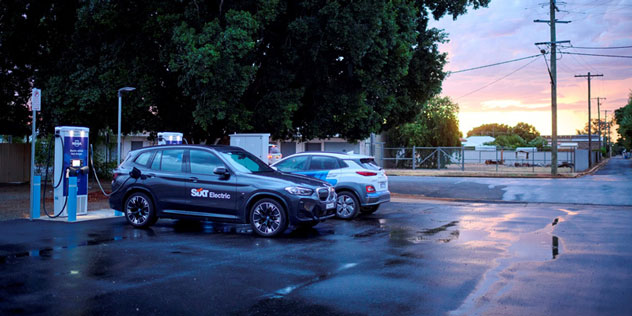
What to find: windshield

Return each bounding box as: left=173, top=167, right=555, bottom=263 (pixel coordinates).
left=216, top=148, right=274, bottom=173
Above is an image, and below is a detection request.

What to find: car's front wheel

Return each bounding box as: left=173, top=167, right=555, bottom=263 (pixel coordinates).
left=124, top=192, right=157, bottom=228
left=336, top=191, right=359, bottom=220
left=250, top=199, right=288, bottom=237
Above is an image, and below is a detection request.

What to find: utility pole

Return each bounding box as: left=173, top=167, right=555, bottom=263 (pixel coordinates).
left=604, top=110, right=611, bottom=157
left=592, top=97, right=605, bottom=158
left=534, top=0, right=570, bottom=176
left=575, top=72, right=603, bottom=168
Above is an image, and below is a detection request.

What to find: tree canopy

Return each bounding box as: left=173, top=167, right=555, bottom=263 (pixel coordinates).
left=467, top=122, right=540, bottom=142
left=386, top=96, right=461, bottom=147
left=615, top=92, right=632, bottom=150
left=1, top=0, right=490, bottom=142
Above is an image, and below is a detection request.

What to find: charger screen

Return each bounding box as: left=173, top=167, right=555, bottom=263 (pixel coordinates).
left=71, top=159, right=81, bottom=167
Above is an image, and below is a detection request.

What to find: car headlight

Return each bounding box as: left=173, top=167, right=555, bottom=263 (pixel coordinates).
left=285, top=186, right=314, bottom=196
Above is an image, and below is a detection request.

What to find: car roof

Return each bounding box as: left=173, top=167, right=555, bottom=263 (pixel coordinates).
left=129, top=144, right=243, bottom=155
left=285, top=152, right=373, bottom=159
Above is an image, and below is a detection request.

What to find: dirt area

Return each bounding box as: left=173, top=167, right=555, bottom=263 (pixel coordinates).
left=0, top=180, right=112, bottom=221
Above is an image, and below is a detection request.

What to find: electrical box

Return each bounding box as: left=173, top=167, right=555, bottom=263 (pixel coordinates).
left=229, top=133, right=270, bottom=162
left=54, top=126, right=89, bottom=216
left=158, top=132, right=183, bottom=145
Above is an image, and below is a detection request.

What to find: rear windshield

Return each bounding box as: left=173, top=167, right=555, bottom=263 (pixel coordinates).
left=269, top=146, right=280, bottom=154
left=357, top=158, right=381, bottom=170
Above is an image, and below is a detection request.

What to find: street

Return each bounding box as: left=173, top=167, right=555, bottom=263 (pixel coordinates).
left=389, top=156, right=632, bottom=205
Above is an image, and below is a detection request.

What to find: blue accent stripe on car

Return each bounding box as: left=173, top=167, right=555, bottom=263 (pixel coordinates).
left=297, top=171, right=337, bottom=186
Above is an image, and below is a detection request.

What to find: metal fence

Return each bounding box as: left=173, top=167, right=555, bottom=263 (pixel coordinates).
left=366, top=143, right=581, bottom=173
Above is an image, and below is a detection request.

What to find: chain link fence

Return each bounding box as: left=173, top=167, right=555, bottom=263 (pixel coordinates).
left=367, top=143, right=579, bottom=173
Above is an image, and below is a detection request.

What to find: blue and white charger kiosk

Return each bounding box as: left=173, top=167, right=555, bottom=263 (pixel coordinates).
left=54, top=126, right=89, bottom=217
left=157, top=132, right=183, bottom=145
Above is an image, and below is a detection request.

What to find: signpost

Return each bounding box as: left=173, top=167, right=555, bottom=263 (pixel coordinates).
left=30, top=88, right=41, bottom=220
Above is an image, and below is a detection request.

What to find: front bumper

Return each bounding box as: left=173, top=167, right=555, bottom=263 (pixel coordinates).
left=364, top=191, right=391, bottom=206
left=292, top=197, right=337, bottom=223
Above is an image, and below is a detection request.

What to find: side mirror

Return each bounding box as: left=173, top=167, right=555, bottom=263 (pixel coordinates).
left=213, top=166, right=230, bottom=178
left=129, top=167, right=142, bottom=179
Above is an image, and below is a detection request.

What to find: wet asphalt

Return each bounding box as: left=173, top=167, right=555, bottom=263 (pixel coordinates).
left=1, top=197, right=632, bottom=315
left=1, top=157, right=631, bottom=315
left=389, top=156, right=632, bottom=206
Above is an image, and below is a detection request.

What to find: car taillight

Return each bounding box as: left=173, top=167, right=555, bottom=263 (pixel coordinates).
left=356, top=171, right=377, bottom=176
left=268, top=154, right=272, bottom=159
left=366, top=185, right=376, bottom=193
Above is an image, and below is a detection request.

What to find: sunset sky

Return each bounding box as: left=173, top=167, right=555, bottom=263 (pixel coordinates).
left=430, top=0, right=632, bottom=137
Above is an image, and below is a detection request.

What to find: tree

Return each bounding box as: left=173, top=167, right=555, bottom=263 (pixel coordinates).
left=615, top=91, right=632, bottom=150
left=513, top=122, right=539, bottom=142
left=485, top=134, right=526, bottom=149
left=1, top=0, right=490, bottom=143
left=386, top=96, right=461, bottom=147
left=467, top=123, right=512, bottom=137
left=576, top=118, right=614, bottom=138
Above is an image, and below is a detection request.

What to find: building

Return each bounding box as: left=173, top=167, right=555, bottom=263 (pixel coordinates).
left=543, top=135, right=602, bottom=150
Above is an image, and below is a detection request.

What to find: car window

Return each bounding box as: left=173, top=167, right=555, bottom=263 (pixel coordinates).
left=308, top=156, right=340, bottom=170
left=160, top=149, right=184, bottom=172
left=275, top=156, right=309, bottom=172
left=269, top=146, right=280, bottom=154
left=215, top=148, right=273, bottom=173
left=189, top=150, right=224, bottom=175
left=150, top=150, right=162, bottom=170
left=358, top=158, right=381, bottom=170
left=134, top=151, right=153, bottom=167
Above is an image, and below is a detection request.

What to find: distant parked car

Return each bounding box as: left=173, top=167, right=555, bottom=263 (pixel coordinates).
left=272, top=152, right=390, bottom=219
left=268, top=144, right=282, bottom=164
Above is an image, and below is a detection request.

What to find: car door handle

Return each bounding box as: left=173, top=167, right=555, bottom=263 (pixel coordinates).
left=189, top=177, right=198, bottom=183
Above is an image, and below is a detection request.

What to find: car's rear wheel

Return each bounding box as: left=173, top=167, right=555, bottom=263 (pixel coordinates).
left=336, top=191, right=359, bottom=220
left=250, top=199, right=288, bottom=237
left=124, top=192, right=157, bottom=228
left=361, top=204, right=380, bottom=214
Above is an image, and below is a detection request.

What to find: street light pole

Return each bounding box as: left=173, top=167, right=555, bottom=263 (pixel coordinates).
left=117, top=87, right=136, bottom=166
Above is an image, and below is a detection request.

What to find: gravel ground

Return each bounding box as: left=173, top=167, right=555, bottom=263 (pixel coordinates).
left=0, top=180, right=112, bottom=220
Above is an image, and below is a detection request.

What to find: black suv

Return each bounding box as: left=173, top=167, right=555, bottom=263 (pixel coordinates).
left=109, top=145, right=336, bottom=237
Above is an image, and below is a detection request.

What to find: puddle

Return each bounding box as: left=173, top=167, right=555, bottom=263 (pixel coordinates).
left=450, top=209, right=578, bottom=315
left=387, top=221, right=460, bottom=245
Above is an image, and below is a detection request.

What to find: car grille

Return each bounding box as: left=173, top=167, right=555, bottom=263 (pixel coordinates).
left=317, top=186, right=336, bottom=201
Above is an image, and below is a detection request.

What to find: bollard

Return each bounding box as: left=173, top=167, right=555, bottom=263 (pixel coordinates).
left=68, top=176, right=77, bottom=222
left=31, top=176, right=41, bottom=220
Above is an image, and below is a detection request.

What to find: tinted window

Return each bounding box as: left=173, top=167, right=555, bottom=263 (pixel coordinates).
left=150, top=151, right=162, bottom=170
left=269, top=146, right=280, bottom=154
left=308, top=156, right=340, bottom=170
left=216, top=148, right=273, bottom=173
left=190, top=150, right=223, bottom=175
left=275, top=156, right=309, bottom=172
left=135, top=151, right=153, bottom=167
left=358, top=158, right=381, bottom=170
left=161, top=149, right=184, bottom=172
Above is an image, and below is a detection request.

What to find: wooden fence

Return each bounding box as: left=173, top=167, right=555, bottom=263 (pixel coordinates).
left=0, top=143, right=30, bottom=183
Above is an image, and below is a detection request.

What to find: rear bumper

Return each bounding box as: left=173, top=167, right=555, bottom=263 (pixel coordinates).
left=363, top=191, right=391, bottom=206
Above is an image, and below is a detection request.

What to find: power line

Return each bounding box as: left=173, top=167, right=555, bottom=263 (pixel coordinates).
left=447, top=54, right=541, bottom=74
left=561, top=52, right=632, bottom=58
left=569, top=45, right=632, bottom=49
left=456, top=57, right=540, bottom=99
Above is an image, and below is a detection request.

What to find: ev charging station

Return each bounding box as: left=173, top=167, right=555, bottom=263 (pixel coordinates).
left=158, top=132, right=183, bottom=145
left=54, top=126, right=90, bottom=217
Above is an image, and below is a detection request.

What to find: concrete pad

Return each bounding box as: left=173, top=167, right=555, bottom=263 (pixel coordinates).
left=34, top=208, right=122, bottom=222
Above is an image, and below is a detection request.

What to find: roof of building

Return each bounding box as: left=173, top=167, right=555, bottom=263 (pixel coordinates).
left=462, top=136, right=495, bottom=147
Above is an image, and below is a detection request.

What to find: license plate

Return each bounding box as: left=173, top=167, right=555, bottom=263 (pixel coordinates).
left=380, top=182, right=386, bottom=188
left=326, top=202, right=335, bottom=209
